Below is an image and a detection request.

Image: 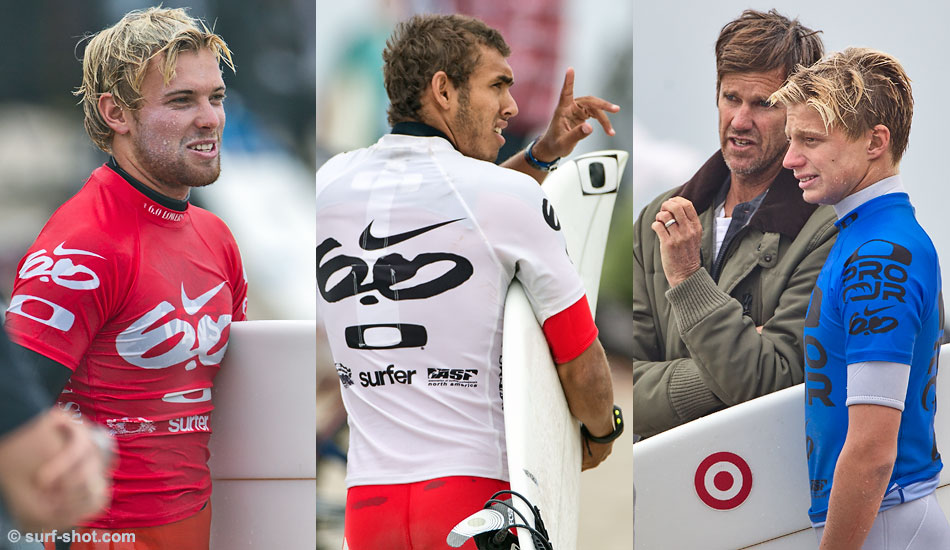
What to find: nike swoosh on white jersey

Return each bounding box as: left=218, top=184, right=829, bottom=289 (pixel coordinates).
left=181, top=281, right=227, bottom=315
left=54, top=242, right=105, bottom=259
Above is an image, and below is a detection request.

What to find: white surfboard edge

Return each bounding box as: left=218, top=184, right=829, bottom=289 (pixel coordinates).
left=208, top=319, right=317, bottom=549
left=633, top=342, right=950, bottom=550
left=503, top=150, right=626, bottom=550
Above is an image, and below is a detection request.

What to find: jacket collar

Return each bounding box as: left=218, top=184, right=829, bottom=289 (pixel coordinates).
left=676, top=150, right=818, bottom=238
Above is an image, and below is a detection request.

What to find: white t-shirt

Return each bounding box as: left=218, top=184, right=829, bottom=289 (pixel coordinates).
left=316, top=133, right=587, bottom=487
left=714, top=204, right=731, bottom=258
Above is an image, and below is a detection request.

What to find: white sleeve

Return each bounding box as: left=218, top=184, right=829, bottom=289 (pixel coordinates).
left=475, top=173, right=586, bottom=323
left=846, top=361, right=911, bottom=411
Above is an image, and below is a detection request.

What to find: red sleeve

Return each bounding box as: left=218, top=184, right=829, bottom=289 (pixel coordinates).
left=541, top=294, right=598, bottom=364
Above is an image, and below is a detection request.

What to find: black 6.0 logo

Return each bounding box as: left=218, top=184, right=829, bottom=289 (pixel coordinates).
left=316, top=218, right=474, bottom=350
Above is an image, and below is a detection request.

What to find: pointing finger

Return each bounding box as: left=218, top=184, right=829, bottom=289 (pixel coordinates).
left=557, top=67, right=576, bottom=108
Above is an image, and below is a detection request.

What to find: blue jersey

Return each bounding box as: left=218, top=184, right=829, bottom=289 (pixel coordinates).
left=803, top=192, right=943, bottom=524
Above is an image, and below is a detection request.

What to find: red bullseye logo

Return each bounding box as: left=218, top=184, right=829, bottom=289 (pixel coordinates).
left=694, top=451, right=753, bottom=510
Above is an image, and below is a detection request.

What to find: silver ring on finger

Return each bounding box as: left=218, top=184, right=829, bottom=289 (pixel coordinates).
left=664, top=218, right=678, bottom=228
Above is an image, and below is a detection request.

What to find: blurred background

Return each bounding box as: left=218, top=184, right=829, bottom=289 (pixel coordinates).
left=0, top=0, right=317, bottom=320
left=634, top=1, right=950, bottom=298
left=316, top=0, right=633, bottom=548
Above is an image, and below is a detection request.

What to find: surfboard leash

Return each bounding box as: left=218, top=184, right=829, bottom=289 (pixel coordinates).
left=446, top=489, right=554, bottom=550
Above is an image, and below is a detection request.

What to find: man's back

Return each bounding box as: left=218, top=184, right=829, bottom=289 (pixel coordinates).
left=316, top=131, right=587, bottom=487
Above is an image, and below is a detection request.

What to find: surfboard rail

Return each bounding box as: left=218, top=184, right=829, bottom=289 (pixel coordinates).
left=503, top=150, right=627, bottom=550
left=208, top=319, right=317, bottom=550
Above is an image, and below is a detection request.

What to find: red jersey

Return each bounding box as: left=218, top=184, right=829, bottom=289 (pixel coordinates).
left=5, top=163, right=247, bottom=528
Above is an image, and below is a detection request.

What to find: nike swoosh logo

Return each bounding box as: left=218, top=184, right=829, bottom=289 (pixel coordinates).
left=181, top=282, right=227, bottom=315
left=54, top=242, right=105, bottom=259
left=863, top=305, right=893, bottom=316
left=359, top=218, right=464, bottom=250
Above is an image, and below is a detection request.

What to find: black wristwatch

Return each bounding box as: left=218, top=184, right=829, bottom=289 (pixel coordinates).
left=523, top=137, right=560, bottom=172
left=581, top=405, right=624, bottom=444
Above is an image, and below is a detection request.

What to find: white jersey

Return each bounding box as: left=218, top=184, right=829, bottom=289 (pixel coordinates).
left=316, top=132, right=587, bottom=487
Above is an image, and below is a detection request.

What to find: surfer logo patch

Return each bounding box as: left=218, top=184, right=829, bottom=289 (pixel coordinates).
left=359, top=364, right=416, bottom=387
left=694, top=452, right=753, bottom=511
left=336, top=363, right=355, bottom=388
left=427, top=368, right=478, bottom=388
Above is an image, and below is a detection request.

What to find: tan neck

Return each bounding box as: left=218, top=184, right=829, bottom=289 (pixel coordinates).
left=723, top=157, right=783, bottom=216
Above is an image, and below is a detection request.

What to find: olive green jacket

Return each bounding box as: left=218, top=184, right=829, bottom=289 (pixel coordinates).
left=632, top=151, right=838, bottom=438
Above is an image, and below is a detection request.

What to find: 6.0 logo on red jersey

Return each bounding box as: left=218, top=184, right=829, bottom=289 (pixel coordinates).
left=7, top=242, right=105, bottom=331
left=116, top=281, right=232, bottom=376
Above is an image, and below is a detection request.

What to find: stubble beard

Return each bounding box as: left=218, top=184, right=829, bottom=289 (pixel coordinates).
left=454, top=90, right=496, bottom=162
left=132, top=134, right=222, bottom=191
left=723, top=141, right=787, bottom=178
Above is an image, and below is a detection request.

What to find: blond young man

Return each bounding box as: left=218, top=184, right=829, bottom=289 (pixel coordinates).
left=772, top=48, right=950, bottom=550
left=4, top=7, right=247, bottom=548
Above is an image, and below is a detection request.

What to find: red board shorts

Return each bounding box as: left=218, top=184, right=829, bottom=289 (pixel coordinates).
left=43, top=501, right=211, bottom=550
left=344, top=476, right=509, bottom=549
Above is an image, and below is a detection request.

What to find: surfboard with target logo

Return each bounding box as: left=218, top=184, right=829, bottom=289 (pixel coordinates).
left=633, top=343, right=950, bottom=549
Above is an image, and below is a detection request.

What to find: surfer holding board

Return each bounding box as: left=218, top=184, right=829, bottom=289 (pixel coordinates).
left=315, top=13, right=622, bottom=550
left=771, top=48, right=950, bottom=549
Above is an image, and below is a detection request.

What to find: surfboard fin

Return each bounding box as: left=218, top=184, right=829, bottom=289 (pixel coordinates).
left=445, top=490, right=553, bottom=550
left=446, top=502, right=519, bottom=549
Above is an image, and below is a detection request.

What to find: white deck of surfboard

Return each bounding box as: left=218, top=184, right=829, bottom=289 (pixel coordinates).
left=503, top=150, right=626, bottom=550
left=633, top=342, right=950, bottom=549
left=208, top=320, right=316, bottom=549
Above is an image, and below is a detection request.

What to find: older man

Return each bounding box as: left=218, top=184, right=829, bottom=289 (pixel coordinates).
left=632, top=9, right=837, bottom=437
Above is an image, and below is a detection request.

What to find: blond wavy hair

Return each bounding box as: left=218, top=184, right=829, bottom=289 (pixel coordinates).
left=769, top=47, right=913, bottom=163
left=75, top=7, right=235, bottom=153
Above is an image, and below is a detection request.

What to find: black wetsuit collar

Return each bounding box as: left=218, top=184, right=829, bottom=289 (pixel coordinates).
left=107, top=157, right=189, bottom=212
left=390, top=121, right=457, bottom=150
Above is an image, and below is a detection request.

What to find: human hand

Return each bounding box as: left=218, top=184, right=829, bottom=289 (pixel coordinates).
left=36, top=412, right=114, bottom=511
left=651, top=197, right=703, bottom=287
left=581, top=437, right=613, bottom=471
left=0, top=409, right=113, bottom=531
left=531, top=68, right=619, bottom=163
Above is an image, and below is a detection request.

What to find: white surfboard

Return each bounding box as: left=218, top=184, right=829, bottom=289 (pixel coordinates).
left=208, top=320, right=316, bottom=550
left=633, top=343, right=950, bottom=549
left=502, top=150, right=627, bottom=550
